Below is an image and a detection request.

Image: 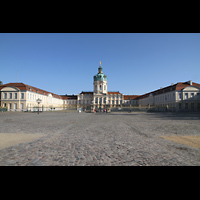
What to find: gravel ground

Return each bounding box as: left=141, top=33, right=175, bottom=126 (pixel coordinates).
left=0, top=111, right=200, bottom=166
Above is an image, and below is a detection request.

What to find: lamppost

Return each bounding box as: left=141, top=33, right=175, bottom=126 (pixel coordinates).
left=36, top=98, right=42, bottom=114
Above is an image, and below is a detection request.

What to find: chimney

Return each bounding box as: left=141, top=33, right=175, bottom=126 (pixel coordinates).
left=187, top=80, right=192, bottom=85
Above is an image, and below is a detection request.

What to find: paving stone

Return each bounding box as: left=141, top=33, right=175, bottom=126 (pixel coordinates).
left=0, top=112, right=200, bottom=166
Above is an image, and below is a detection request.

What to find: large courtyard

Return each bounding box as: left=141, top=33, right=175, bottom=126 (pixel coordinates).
left=0, top=111, right=200, bottom=166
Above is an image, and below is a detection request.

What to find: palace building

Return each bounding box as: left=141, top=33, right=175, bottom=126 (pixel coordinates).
left=0, top=62, right=200, bottom=112
left=0, top=82, right=64, bottom=111
left=77, top=62, right=124, bottom=112
left=137, top=80, right=200, bottom=112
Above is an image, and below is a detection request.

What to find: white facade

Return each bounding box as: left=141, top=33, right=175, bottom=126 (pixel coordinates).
left=1, top=64, right=200, bottom=113
left=138, top=82, right=200, bottom=111
left=76, top=63, right=124, bottom=111
left=0, top=85, right=63, bottom=111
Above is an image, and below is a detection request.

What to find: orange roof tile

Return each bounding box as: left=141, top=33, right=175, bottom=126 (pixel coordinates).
left=124, top=95, right=140, bottom=100
left=0, top=82, right=62, bottom=99
left=60, top=95, right=77, bottom=100
left=108, top=91, right=122, bottom=94
left=137, top=81, right=200, bottom=99
left=80, top=91, right=93, bottom=95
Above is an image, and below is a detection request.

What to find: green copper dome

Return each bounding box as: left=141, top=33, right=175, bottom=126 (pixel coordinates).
left=93, top=64, right=107, bottom=81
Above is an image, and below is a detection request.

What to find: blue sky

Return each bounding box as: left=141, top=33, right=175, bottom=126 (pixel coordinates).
left=0, top=33, right=200, bottom=95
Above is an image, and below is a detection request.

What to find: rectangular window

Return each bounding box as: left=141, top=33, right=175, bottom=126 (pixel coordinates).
left=3, top=93, right=7, bottom=99
left=14, top=93, right=17, bottom=99
left=191, top=93, right=194, bottom=98
left=9, top=93, right=12, bottom=99
left=191, top=103, right=194, bottom=110
left=179, top=92, right=182, bottom=100
left=197, top=93, right=200, bottom=99
left=185, top=93, right=188, bottom=99
left=14, top=103, right=17, bottom=110
left=185, top=103, right=188, bottom=109
left=21, top=103, right=23, bottom=109
left=21, top=93, right=24, bottom=99
left=179, top=103, right=182, bottom=110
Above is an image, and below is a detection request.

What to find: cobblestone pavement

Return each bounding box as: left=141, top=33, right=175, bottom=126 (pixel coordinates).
left=0, top=112, right=200, bottom=166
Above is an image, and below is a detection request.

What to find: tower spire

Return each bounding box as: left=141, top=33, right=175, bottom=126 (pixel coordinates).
left=98, top=61, right=103, bottom=74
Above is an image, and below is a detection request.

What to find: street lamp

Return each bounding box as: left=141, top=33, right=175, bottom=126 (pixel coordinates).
left=36, top=98, right=42, bottom=114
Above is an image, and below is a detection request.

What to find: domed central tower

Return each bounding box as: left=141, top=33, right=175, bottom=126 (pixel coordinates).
left=93, top=62, right=107, bottom=94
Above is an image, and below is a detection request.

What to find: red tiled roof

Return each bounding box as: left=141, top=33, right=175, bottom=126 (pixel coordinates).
left=0, top=82, right=62, bottom=99
left=124, top=95, right=140, bottom=100
left=137, top=81, right=200, bottom=99
left=175, top=81, right=200, bottom=91
left=80, top=91, right=93, bottom=95
left=1, top=81, right=199, bottom=101
left=60, top=95, right=77, bottom=100
left=108, top=91, right=122, bottom=94
left=0, top=83, right=28, bottom=91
